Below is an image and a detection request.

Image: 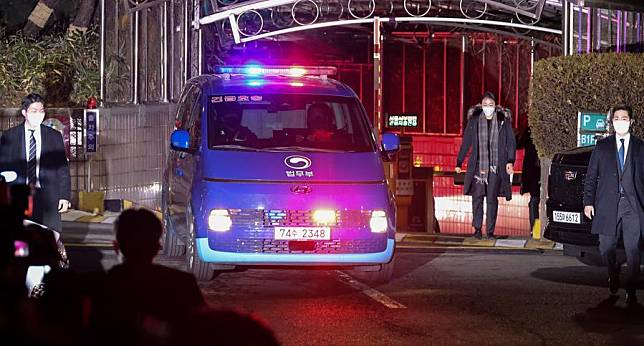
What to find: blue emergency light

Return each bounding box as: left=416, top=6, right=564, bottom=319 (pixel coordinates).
left=215, top=65, right=337, bottom=77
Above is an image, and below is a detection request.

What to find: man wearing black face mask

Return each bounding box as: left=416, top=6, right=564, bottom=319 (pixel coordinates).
left=0, top=93, right=71, bottom=232
left=217, top=103, right=257, bottom=143
left=456, top=92, right=516, bottom=240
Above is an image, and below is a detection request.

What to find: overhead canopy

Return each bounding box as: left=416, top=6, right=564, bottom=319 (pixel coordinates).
left=581, top=0, right=644, bottom=12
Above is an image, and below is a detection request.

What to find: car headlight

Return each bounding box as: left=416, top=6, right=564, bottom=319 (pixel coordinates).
left=312, top=209, right=336, bottom=225
left=208, top=209, right=232, bottom=232
left=370, top=210, right=388, bottom=233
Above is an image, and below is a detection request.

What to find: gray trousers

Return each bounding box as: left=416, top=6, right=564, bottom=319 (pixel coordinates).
left=471, top=172, right=500, bottom=235
left=599, top=195, right=642, bottom=291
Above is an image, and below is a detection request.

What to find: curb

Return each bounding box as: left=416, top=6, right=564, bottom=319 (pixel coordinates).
left=61, top=208, right=163, bottom=224
left=395, top=232, right=561, bottom=251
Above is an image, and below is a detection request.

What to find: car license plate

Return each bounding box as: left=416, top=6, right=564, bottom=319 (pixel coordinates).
left=274, top=227, right=331, bottom=240
left=553, top=210, right=581, bottom=224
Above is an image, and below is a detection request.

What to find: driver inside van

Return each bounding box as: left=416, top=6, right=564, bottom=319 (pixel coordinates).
left=217, top=103, right=257, bottom=143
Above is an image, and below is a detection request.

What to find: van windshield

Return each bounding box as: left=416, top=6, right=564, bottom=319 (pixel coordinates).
left=207, top=94, right=375, bottom=152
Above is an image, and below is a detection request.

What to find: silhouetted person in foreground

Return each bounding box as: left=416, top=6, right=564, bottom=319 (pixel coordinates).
left=90, top=208, right=205, bottom=345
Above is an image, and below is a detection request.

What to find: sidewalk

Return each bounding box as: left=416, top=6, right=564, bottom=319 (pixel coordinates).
left=60, top=209, right=562, bottom=251
left=396, top=232, right=563, bottom=251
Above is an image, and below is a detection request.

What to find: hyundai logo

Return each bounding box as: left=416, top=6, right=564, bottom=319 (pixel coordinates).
left=564, top=171, right=577, bottom=181
left=290, top=185, right=312, bottom=194
left=284, top=155, right=312, bottom=170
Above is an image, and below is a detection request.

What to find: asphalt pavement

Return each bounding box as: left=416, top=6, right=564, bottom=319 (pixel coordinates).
left=65, top=244, right=644, bottom=346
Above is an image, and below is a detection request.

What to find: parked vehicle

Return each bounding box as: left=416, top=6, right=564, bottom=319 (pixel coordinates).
left=544, top=146, right=643, bottom=265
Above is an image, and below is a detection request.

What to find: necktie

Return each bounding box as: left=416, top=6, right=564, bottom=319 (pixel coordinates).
left=28, top=129, right=37, bottom=186
left=619, top=138, right=625, bottom=172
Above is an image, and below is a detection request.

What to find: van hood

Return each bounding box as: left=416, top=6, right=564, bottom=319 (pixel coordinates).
left=200, top=151, right=385, bottom=183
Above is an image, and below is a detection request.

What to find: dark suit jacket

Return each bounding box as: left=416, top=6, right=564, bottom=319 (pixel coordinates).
left=518, top=127, right=541, bottom=196
left=456, top=107, right=517, bottom=200
left=0, top=123, right=71, bottom=231
left=583, top=134, right=644, bottom=236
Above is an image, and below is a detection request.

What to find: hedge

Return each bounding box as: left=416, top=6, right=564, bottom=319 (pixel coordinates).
left=528, top=52, right=644, bottom=158
left=0, top=28, right=99, bottom=107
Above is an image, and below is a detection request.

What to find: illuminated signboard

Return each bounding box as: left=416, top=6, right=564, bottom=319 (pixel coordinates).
left=387, top=114, right=418, bottom=128
left=577, top=111, right=608, bottom=147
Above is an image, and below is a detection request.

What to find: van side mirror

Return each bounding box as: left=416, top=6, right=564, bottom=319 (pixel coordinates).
left=382, top=133, right=400, bottom=154
left=171, top=130, right=193, bottom=152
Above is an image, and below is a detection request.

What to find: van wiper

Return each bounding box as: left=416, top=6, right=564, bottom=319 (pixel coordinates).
left=264, top=146, right=344, bottom=153
left=211, top=145, right=264, bottom=152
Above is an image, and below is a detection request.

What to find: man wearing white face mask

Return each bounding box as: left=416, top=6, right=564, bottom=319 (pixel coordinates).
left=584, top=104, right=643, bottom=306
left=456, top=92, right=516, bottom=240
left=0, top=93, right=71, bottom=232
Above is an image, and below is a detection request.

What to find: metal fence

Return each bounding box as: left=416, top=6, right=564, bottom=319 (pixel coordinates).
left=101, top=0, right=196, bottom=104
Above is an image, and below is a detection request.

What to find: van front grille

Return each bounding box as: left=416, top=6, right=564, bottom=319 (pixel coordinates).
left=208, top=209, right=387, bottom=254
left=229, top=209, right=371, bottom=229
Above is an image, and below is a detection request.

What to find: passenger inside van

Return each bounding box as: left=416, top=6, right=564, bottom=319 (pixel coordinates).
left=216, top=103, right=257, bottom=143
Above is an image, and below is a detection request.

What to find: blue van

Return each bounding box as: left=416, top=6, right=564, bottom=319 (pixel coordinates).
left=162, top=66, right=400, bottom=282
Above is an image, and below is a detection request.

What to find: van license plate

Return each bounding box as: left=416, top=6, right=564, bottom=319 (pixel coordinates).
left=553, top=211, right=581, bottom=224
left=274, top=227, right=331, bottom=240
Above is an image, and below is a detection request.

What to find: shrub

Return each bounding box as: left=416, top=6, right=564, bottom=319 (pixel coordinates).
left=528, top=52, right=644, bottom=158
left=0, top=28, right=99, bottom=107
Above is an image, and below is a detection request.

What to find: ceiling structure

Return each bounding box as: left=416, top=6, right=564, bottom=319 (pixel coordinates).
left=198, top=0, right=563, bottom=46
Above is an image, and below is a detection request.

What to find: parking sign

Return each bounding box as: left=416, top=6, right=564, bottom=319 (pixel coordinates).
left=577, top=111, right=607, bottom=147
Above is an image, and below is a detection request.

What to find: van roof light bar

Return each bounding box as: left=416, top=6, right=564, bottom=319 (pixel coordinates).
left=214, top=65, right=337, bottom=78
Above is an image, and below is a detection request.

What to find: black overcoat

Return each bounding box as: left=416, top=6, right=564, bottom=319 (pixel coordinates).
left=583, top=135, right=644, bottom=236
left=456, top=107, right=516, bottom=201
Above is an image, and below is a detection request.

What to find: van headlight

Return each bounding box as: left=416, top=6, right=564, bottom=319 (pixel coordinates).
left=312, top=209, right=336, bottom=225
left=370, top=210, right=388, bottom=233
left=208, top=209, right=232, bottom=232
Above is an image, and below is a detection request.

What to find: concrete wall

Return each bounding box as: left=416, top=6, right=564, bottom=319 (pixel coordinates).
left=90, top=104, right=176, bottom=209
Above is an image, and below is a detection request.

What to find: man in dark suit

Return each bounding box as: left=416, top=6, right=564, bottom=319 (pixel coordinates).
left=584, top=104, right=643, bottom=305
left=456, top=92, right=516, bottom=240
left=518, top=127, right=541, bottom=236
left=0, top=94, right=71, bottom=232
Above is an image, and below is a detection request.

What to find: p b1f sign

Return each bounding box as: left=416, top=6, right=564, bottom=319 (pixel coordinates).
left=84, top=109, right=99, bottom=154
left=577, top=111, right=608, bottom=147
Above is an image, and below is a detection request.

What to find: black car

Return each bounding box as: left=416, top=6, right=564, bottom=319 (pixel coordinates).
left=544, top=145, right=644, bottom=266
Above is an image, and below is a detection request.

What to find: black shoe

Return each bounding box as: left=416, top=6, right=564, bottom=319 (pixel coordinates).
left=626, top=290, right=638, bottom=306
left=608, top=268, right=620, bottom=295
left=486, top=234, right=497, bottom=240
left=473, top=229, right=482, bottom=240
left=608, top=277, right=619, bottom=295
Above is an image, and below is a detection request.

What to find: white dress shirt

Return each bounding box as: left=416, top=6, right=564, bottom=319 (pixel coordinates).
left=24, top=125, right=42, bottom=187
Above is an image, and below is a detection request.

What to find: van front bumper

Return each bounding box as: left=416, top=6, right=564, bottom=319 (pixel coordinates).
left=196, top=238, right=395, bottom=265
